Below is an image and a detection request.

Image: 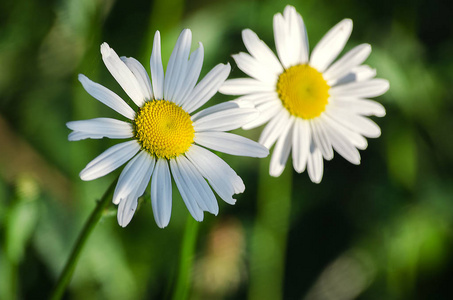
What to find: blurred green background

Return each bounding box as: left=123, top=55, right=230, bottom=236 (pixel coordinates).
left=1, top=0, right=453, bottom=299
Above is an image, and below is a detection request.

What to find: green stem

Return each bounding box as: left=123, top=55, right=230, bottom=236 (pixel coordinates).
left=50, top=178, right=117, bottom=300
left=172, top=217, right=200, bottom=300
left=249, top=157, right=293, bottom=300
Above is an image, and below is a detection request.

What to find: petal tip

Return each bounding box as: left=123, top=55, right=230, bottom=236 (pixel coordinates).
left=224, top=62, right=232, bottom=72
left=283, top=5, right=296, bottom=16
left=78, top=73, right=87, bottom=82
left=156, top=221, right=167, bottom=229
left=65, top=121, right=74, bottom=129
left=382, top=79, right=390, bottom=92
left=79, top=171, right=90, bottom=181
left=269, top=172, right=280, bottom=178
left=294, top=167, right=304, bottom=174
left=182, top=28, right=192, bottom=35
left=259, top=147, right=270, bottom=158
left=155, top=214, right=170, bottom=229
left=342, top=18, right=353, bottom=27
left=112, top=194, right=121, bottom=205
left=309, top=173, right=323, bottom=184
left=100, top=42, right=112, bottom=56
left=269, top=164, right=285, bottom=177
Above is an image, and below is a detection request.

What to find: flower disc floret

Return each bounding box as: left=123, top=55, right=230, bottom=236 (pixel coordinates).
left=277, top=64, right=330, bottom=119
left=134, top=100, right=194, bottom=159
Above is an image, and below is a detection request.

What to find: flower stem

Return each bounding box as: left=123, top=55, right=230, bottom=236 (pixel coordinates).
left=249, top=157, right=293, bottom=300
left=50, top=179, right=117, bottom=300
left=172, top=216, right=200, bottom=300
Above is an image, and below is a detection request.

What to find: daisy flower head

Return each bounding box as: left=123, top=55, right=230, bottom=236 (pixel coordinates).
left=220, top=5, right=389, bottom=183
left=67, top=29, right=269, bottom=228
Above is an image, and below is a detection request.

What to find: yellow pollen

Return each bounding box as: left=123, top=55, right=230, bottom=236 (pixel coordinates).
left=277, top=64, right=330, bottom=119
left=134, top=100, right=194, bottom=159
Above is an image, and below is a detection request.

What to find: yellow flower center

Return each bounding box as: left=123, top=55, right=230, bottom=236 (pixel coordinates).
left=134, top=100, right=194, bottom=159
left=277, top=64, right=330, bottom=119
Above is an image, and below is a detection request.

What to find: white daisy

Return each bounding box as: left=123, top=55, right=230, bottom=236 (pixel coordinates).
left=220, top=5, right=389, bottom=183
left=67, top=29, right=268, bottom=228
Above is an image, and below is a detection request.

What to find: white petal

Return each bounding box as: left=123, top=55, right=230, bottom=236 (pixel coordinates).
left=242, top=29, right=283, bottom=73
left=67, top=118, right=133, bottom=141
left=179, top=156, right=218, bottom=215
left=178, top=43, right=204, bottom=106
left=151, top=159, right=172, bottom=228
left=169, top=159, right=204, bottom=222
left=351, top=65, right=378, bottom=81
left=191, top=101, right=242, bottom=121
left=232, top=52, right=279, bottom=83
left=195, top=132, right=269, bottom=158
left=329, top=65, right=377, bottom=86
left=100, top=43, right=145, bottom=106
left=322, top=116, right=361, bottom=165
left=269, top=121, right=293, bottom=177
left=258, top=108, right=291, bottom=149
left=310, top=119, right=334, bottom=160
left=323, top=44, right=371, bottom=81
left=330, top=97, right=386, bottom=117
left=274, top=13, right=294, bottom=69
left=232, top=98, right=256, bottom=108
left=232, top=92, right=279, bottom=106
left=330, top=78, right=389, bottom=98
left=193, top=107, right=259, bottom=132
left=185, top=63, right=231, bottom=113
left=307, top=144, right=324, bottom=183
left=114, top=156, right=154, bottom=227
left=78, top=74, right=135, bottom=119
left=242, top=99, right=282, bottom=130
left=150, top=31, right=165, bottom=100
left=310, top=19, right=353, bottom=72
left=296, top=10, right=310, bottom=64
left=67, top=132, right=96, bottom=141
left=326, top=107, right=381, bottom=138
left=164, top=29, right=192, bottom=103
left=329, top=67, right=375, bottom=86
left=176, top=155, right=218, bottom=215
left=117, top=194, right=138, bottom=227
left=80, top=140, right=141, bottom=181
left=113, top=151, right=155, bottom=205
left=292, top=118, right=310, bottom=173
left=322, top=112, right=368, bottom=150
left=120, top=56, right=153, bottom=101
left=116, top=159, right=154, bottom=227
left=219, top=78, right=275, bottom=96
left=136, top=157, right=155, bottom=195
left=283, top=5, right=309, bottom=64
left=185, top=145, right=244, bottom=204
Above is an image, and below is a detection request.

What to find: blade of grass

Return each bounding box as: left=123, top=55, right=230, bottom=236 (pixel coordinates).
left=50, top=178, right=117, bottom=300
left=249, top=156, right=292, bottom=300
left=172, top=216, right=200, bottom=300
